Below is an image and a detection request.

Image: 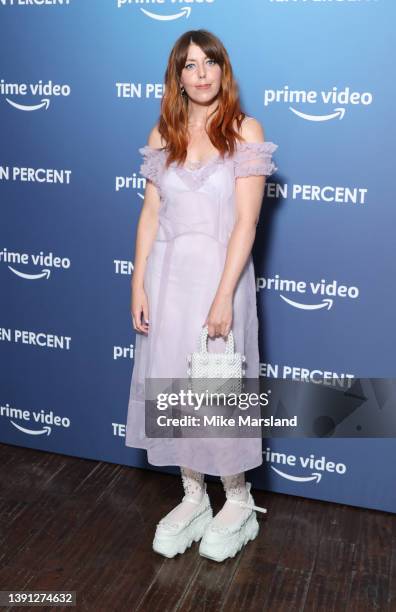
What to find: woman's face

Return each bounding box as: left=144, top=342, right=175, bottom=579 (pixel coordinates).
left=179, top=43, right=222, bottom=106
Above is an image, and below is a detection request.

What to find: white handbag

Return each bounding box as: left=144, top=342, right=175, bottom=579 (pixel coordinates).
left=187, top=325, right=246, bottom=378
left=185, top=325, right=246, bottom=408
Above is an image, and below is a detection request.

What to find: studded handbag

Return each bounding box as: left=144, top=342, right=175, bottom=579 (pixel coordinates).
left=187, top=325, right=246, bottom=378
left=186, top=326, right=246, bottom=397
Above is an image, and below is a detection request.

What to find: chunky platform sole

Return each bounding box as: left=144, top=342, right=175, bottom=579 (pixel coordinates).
left=199, top=511, right=259, bottom=562
left=152, top=506, right=213, bottom=559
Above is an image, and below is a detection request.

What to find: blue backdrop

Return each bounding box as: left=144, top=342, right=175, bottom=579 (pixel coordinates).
left=0, top=0, right=395, bottom=513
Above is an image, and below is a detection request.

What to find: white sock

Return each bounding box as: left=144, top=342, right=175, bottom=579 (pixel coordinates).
left=210, top=472, right=249, bottom=528
left=159, top=467, right=205, bottom=526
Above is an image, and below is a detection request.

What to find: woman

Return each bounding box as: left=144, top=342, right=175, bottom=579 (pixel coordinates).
left=125, top=29, right=278, bottom=562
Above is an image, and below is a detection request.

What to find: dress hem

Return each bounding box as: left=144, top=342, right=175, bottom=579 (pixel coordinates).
left=124, top=439, right=263, bottom=477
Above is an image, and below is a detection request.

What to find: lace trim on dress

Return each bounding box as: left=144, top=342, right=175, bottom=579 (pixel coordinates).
left=172, top=154, right=224, bottom=190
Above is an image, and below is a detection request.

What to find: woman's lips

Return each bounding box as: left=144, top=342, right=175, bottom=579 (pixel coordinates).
left=195, top=84, right=211, bottom=89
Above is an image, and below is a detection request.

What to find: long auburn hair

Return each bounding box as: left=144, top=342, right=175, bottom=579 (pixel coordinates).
left=158, top=29, right=247, bottom=168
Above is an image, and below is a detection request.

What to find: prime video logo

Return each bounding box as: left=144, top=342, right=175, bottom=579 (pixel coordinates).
left=0, top=79, right=70, bottom=111
left=0, top=401, right=71, bottom=437
left=264, top=86, right=373, bottom=121
left=256, top=274, right=359, bottom=311
left=0, top=248, right=71, bottom=280
left=117, top=0, right=215, bottom=20
left=263, top=447, right=347, bottom=484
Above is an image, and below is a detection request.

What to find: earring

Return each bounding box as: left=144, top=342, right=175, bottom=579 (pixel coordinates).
left=180, top=85, right=185, bottom=95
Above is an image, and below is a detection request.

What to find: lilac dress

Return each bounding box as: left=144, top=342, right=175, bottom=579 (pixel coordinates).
left=125, top=135, right=278, bottom=476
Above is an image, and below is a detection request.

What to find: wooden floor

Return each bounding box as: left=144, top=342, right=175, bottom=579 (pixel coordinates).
left=0, top=443, right=394, bottom=612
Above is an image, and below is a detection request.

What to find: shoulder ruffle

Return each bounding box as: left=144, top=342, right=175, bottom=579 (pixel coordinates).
left=234, top=141, right=278, bottom=178
left=138, top=145, right=166, bottom=188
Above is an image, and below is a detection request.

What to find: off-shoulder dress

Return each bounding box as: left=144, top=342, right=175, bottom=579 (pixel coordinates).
left=125, top=129, right=278, bottom=476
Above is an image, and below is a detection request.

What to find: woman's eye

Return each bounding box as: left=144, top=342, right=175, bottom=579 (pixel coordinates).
left=184, top=59, right=216, bottom=70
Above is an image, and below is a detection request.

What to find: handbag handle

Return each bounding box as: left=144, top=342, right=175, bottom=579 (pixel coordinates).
left=199, top=325, right=234, bottom=354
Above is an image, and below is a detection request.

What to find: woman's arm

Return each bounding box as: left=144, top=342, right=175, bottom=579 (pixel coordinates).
left=131, top=124, right=162, bottom=333
left=204, top=117, right=266, bottom=338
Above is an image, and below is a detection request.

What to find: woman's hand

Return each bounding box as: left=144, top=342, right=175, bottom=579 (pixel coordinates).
left=203, top=292, right=233, bottom=338
left=131, top=284, right=149, bottom=334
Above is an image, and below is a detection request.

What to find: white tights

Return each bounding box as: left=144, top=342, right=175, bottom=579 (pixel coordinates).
left=160, top=467, right=249, bottom=527
left=213, top=471, right=250, bottom=528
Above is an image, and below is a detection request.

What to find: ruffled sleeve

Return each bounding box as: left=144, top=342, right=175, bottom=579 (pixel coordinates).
left=138, top=145, right=165, bottom=188
left=234, top=141, right=278, bottom=178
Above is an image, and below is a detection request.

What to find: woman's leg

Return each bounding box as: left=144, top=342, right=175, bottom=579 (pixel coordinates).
left=158, top=466, right=205, bottom=524
left=181, top=466, right=205, bottom=500
left=198, top=473, right=267, bottom=561
left=210, top=472, right=249, bottom=527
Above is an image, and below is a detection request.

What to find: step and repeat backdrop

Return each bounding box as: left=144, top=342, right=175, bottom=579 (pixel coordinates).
left=1, top=1, right=395, bottom=513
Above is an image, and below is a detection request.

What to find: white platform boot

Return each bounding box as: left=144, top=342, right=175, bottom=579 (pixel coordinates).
left=152, top=468, right=213, bottom=558
left=199, top=481, right=267, bottom=562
